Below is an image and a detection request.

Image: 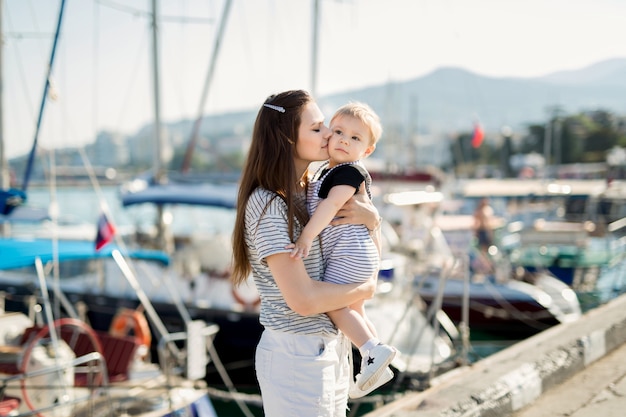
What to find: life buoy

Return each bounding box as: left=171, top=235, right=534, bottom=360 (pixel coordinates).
left=230, top=286, right=261, bottom=310
left=231, top=276, right=261, bottom=310
left=109, top=308, right=152, bottom=348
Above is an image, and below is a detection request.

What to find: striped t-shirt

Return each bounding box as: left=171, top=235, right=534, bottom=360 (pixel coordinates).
left=244, top=187, right=337, bottom=336
left=308, top=161, right=379, bottom=285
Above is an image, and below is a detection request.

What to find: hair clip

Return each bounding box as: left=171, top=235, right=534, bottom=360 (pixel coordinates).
left=263, top=103, right=285, bottom=113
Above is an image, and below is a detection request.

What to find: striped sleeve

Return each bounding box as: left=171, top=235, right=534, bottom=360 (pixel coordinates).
left=244, top=188, right=336, bottom=335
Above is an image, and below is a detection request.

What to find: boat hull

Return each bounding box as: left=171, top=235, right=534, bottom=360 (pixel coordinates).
left=415, top=274, right=574, bottom=339
left=1, top=284, right=263, bottom=387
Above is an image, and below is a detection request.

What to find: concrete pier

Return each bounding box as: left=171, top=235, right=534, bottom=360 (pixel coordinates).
left=363, top=292, right=626, bottom=417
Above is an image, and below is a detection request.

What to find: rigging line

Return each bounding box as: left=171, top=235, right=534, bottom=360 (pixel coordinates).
left=3, top=32, right=52, bottom=39
left=77, top=146, right=120, bottom=242
left=95, top=0, right=214, bottom=24
left=3, top=2, right=41, bottom=128
left=45, top=122, right=63, bottom=319
left=172, top=0, right=190, bottom=126
left=481, top=275, right=553, bottom=329
left=75, top=143, right=158, bottom=321
left=46, top=34, right=116, bottom=241
left=114, top=30, right=149, bottom=133
left=57, top=89, right=118, bottom=237
left=92, top=0, right=100, bottom=139
left=160, top=15, right=214, bottom=24
left=95, top=0, right=149, bottom=17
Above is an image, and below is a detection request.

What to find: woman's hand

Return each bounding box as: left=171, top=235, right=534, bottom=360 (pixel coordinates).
left=361, top=273, right=378, bottom=300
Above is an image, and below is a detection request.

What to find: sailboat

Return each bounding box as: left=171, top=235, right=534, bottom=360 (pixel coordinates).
left=0, top=238, right=221, bottom=417
left=0, top=0, right=65, bottom=218
left=380, top=189, right=582, bottom=341
left=0, top=2, right=225, bottom=416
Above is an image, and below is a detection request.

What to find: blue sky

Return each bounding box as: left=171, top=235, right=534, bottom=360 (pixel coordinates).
left=3, top=0, right=625, bottom=158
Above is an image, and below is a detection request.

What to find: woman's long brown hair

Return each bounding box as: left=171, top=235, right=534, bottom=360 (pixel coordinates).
left=231, top=90, right=312, bottom=287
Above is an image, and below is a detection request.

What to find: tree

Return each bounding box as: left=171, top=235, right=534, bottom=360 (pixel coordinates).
left=518, top=109, right=624, bottom=165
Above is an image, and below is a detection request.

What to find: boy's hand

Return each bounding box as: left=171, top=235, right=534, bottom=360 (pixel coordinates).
left=286, top=240, right=312, bottom=259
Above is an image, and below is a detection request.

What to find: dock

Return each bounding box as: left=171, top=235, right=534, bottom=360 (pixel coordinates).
left=363, top=292, right=626, bottom=417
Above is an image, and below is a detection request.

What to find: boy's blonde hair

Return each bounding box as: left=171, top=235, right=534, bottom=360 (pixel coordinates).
left=331, top=102, right=382, bottom=145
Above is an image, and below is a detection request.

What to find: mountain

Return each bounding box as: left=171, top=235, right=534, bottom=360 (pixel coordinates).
left=151, top=58, right=625, bottom=169
left=310, top=58, right=626, bottom=135
left=539, top=57, right=626, bottom=86
left=185, top=58, right=626, bottom=144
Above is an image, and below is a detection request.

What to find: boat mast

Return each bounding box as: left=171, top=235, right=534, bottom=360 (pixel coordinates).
left=0, top=0, right=7, bottom=192
left=0, top=0, right=6, bottom=235
left=1, top=0, right=64, bottom=220
left=149, top=0, right=172, bottom=252
left=0, top=0, right=9, bottom=189
left=150, top=0, right=165, bottom=184
left=311, top=0, right=319, bottom=96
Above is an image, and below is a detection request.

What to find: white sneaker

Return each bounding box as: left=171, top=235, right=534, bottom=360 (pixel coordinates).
left=358, top=344, right=397, bottom=391
left=349, top=367, right=394, bottom=399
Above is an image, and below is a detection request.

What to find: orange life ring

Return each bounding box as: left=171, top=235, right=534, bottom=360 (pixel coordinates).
left=109, top=308, right=152, bottom=348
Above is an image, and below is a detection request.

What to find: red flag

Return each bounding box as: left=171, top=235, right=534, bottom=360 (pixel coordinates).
left=95, top=212, right=116, bottom=251
left=471, top=123, right=484, bottom=148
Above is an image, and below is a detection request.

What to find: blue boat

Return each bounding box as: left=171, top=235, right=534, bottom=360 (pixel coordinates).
left=0, top=236, right=220, bottom=417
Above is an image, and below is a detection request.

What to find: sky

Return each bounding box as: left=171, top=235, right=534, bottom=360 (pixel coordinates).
left=2, top=0, right=626, bottom=159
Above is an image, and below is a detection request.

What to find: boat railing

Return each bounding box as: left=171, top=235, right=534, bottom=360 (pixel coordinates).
left=0, top=350, right=111, bottom=416
left=156, top=322, right=260, bottom=417
left=516, top=219, right=592, bottom=247
left=608, top=216, right=626, bottom=235
left=156, top=322, right=219, bottom=383
left=109, top=249, right=261, bottom=416
left=424, top=253, right=471, bottom=367
left=501, top=214, right=626, bottom=270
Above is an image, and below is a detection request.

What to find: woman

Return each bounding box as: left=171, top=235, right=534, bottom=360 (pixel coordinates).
left=231, top=90, right=382, bottom=416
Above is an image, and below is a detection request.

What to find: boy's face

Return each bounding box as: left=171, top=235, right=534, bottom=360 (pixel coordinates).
left=328, top=114, right=376, bottom=166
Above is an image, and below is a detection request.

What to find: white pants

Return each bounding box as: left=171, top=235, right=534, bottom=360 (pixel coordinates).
left=256, top=328, right=351, bottom=417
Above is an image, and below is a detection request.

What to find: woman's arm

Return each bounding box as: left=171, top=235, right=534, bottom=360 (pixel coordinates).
left=267, top=252, right=376, bottom=316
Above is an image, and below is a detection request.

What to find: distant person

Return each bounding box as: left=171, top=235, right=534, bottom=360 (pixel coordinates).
left=473, top=197, right=495, bottom=252
left=289, top=102, right=397, bottom=398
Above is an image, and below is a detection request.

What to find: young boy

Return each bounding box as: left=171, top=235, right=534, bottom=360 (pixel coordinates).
left=289, top=102, right=397, bottom=398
